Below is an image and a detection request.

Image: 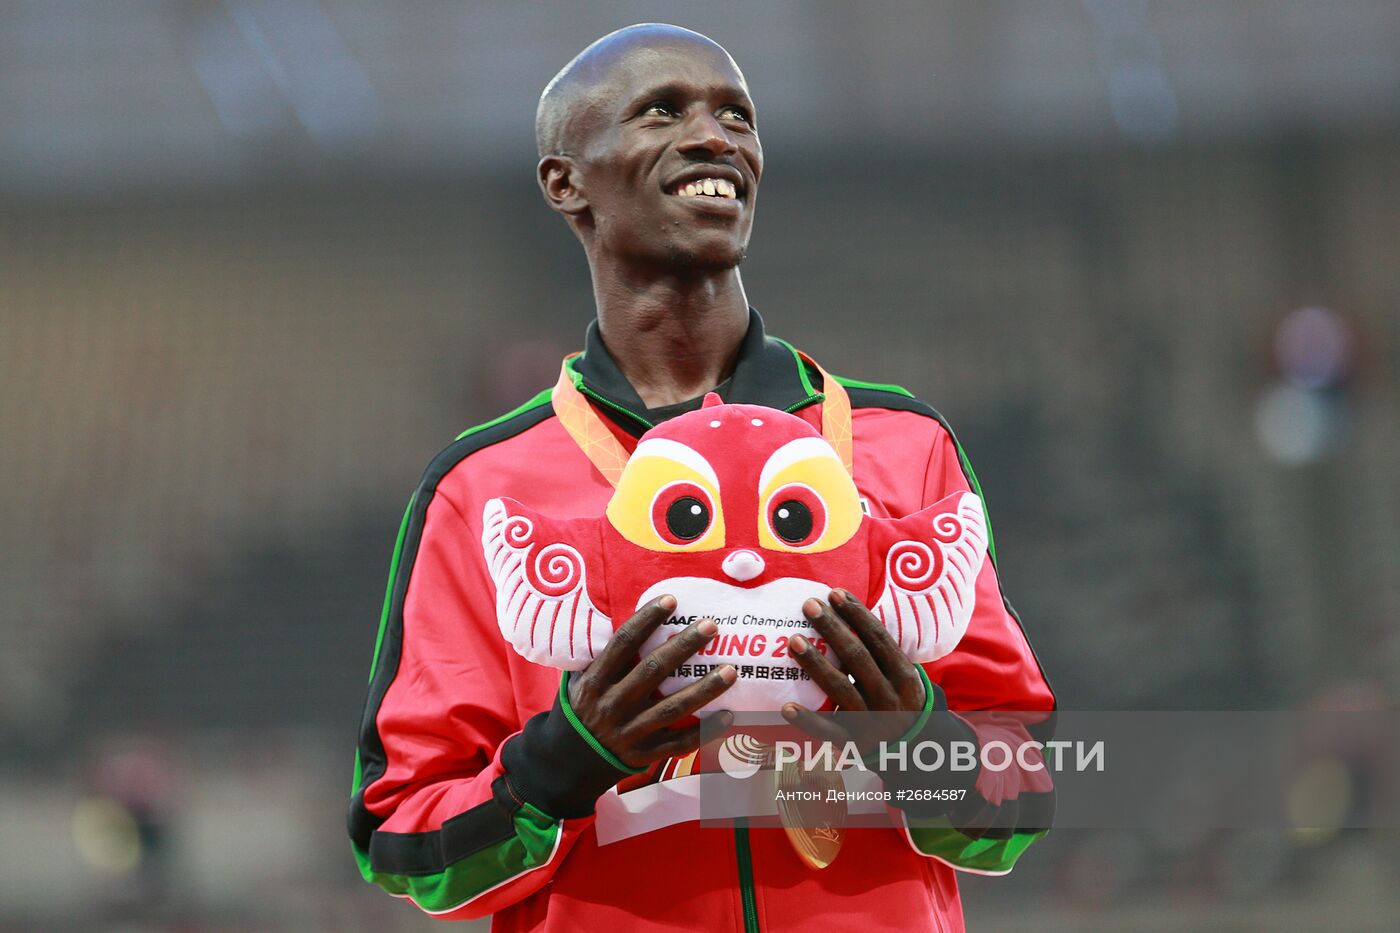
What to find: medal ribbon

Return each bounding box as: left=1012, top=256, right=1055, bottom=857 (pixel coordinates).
left=552, top=350, right=853, bottom=488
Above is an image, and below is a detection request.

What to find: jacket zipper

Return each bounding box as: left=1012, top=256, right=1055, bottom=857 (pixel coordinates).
left=734, top=819, right=760, bottom=932
left=783, top=392, right=824, bottom=414
left=577, top=384, right=654, bottom=431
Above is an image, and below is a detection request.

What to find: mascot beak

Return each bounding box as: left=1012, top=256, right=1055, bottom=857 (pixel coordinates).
left=721, top=549, right=765, bottom=583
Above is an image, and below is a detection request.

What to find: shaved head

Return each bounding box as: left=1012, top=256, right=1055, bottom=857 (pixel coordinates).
left=533, top=22, right=761, bottom=277
left=536, top=23, right=744, bottom=158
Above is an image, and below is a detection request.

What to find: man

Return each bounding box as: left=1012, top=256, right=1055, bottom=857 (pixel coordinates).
left=349, top=24, right=1054, bottom=932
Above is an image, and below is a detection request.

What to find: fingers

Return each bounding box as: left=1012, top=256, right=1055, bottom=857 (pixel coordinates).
left=830, top=589, right=925, bottom=706
left=632, top=663, right=737, bottom=733
left=615, top=616, right=718, bottom=704
left=802, top=597, right=896, bottom=709
left=634, top=721, right=707, bottom=761
left=780, top=703, right=851, bottom=745
left=787, top=632, right=865, bottom=711
left=829, top=589, right=908, bottom=676
left=591, top=595, right=676, bottom=683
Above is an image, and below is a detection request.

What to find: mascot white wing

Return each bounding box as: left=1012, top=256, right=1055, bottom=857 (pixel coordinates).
left=872, top=491, right=989, bottom=663
left=481, top=498, right=612, bottom=669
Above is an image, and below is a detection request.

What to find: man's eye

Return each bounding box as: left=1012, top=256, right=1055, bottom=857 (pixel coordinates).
left=720, top=106, right=752, bottom=124
left=644, top=101, right=677, bottom=117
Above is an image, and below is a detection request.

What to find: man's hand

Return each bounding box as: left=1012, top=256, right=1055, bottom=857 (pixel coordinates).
left=782, top=589, right=927, bottom=754
left=567, top=595, right=737, bottom=770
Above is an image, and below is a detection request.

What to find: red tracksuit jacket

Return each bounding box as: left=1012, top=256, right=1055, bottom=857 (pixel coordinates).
left=349, top=311, right=1056, bottom=931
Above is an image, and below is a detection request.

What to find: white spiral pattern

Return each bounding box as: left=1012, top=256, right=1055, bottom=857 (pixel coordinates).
left=931, top=512, right=963, bottom=543
left=872, top=491, right=989, bottom=663
left=887, top=540, right=939, bottom=590
left=481, top=498, right=612, bottom=669
left=503, top=514, right=534, bottom=547
left=530, top=543, right=583, bottom=597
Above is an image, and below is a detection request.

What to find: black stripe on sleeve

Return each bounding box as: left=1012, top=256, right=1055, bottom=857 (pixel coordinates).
left=365, top=777, right=522, bottom=876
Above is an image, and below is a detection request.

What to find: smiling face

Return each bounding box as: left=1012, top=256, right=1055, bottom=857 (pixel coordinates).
left=537, top=27, right=763, bottom=273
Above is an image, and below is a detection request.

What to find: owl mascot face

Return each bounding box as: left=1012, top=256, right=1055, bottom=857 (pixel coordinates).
left=482, top=394, right=988, bottom=713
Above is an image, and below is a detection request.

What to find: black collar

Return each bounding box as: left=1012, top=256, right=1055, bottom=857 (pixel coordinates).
left=569, top=308, right=823, bottom=435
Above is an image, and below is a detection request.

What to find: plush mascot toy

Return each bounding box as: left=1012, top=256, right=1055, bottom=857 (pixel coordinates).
left=482, top=395, right=988, bottom=713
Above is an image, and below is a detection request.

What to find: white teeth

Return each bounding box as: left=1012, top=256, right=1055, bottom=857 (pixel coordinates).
left=675, top=178, right=740, bottom=198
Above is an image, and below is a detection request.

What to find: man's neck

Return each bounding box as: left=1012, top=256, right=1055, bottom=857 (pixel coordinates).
left=591, top=265, right=750, bottom=409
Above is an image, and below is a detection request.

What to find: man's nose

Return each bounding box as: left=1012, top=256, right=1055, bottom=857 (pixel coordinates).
left=722, top=549, right=765, bottom=583
left=677, top=111, right=737, bottom=158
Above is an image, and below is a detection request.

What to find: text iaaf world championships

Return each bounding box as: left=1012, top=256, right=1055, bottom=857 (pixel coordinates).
left=663, top=613, right=820, bottom=631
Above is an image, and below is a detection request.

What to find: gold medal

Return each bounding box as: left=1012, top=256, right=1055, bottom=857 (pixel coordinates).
left=774, top=755, right=846, bottom=869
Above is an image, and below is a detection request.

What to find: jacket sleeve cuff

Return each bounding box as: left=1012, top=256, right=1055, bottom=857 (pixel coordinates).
left=499, top=672, right=645, bottom=820
left=876, top=667, right=982, bottom=816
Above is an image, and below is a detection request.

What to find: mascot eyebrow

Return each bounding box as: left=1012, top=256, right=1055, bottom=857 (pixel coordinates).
left=758, top=437, right=842, bottom=492
left=481, top=398, right=989, bottom=714
left=629, top=438, right=721, bottom=487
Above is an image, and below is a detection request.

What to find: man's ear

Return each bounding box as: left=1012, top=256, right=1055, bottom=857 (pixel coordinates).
left=537, top=155, right=588, bottom=216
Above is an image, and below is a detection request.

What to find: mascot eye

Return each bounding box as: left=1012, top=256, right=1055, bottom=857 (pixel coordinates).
left=609, top=441, right=725, bottom=551
left=765, top=485, right=827, bottom=548
left=651, top=482, right=715, bottom=546
left=771, top=500, right=812, bottom=543
left=666, top=497, right=710, bottom=540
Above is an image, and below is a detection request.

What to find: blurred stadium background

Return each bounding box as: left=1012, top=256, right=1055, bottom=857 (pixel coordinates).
left=2, top=2, right=1398, bottom=930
